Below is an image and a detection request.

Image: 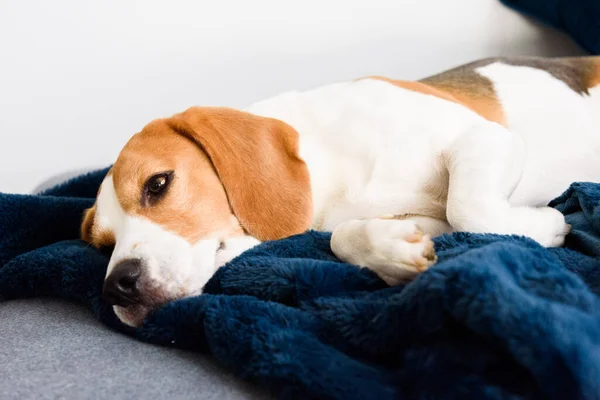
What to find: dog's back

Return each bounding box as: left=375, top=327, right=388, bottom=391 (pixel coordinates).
left=421, top=57, right=600, bottom=123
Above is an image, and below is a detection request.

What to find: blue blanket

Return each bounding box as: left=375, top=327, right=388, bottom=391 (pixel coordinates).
left=500, top=0, right=600, bottom=54
left=1, top=168, right=599, bottom=399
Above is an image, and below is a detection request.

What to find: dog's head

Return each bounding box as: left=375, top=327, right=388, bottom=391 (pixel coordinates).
left=81, top=107, right=312, bottom=326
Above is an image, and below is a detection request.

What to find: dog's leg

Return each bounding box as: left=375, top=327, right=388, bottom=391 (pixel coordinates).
left=330, top=216, right=450, bottom=285
left=445, top=123, right=569, bottom=247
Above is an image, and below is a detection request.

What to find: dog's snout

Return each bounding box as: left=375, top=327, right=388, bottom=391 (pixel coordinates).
left=102, top=259, right=142, bottom=307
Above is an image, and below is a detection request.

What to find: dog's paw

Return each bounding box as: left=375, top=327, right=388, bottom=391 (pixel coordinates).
left=512, top=206, right=570, bottom=247
left=330, top=218, right=437, bottom=285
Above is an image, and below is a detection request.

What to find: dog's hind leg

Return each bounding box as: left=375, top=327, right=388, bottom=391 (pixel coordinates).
left=445, top=123, right=570, bottom=247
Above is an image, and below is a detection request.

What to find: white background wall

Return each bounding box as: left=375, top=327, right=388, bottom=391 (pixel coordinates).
left=0, top=0, right=583, bottom=194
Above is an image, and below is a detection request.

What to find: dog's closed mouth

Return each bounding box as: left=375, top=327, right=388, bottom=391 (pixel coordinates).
left=113, top=303, right=151, bottom=328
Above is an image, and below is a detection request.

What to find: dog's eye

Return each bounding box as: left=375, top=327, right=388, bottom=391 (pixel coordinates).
left=142, top=171, right=173, bottom=206
left=149, top=175, right=167, bottom=194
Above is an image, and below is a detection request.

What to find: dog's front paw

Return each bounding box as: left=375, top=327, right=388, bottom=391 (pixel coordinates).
left=331, top=219, right=437, bottom=285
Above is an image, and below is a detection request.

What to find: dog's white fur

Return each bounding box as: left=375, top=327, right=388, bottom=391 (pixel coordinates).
left=95, top=61, right=600, bottom=326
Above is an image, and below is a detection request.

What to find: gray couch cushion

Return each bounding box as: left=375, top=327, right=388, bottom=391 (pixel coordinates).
left=0, top=299, right=268, bottom=399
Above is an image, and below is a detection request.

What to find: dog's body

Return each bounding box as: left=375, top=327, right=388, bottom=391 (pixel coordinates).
left=82, top=57, right=600, bottom=326
left=250, top=59, right=600, bottom=230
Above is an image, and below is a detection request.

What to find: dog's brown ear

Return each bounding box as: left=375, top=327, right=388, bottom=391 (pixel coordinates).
left=81, top=205, right=96, bottom=243
left=167, top=107, right=313, bottom=241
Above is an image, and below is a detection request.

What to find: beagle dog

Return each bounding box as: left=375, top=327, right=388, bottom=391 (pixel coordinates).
left=81, top=56, right=600, bottom=327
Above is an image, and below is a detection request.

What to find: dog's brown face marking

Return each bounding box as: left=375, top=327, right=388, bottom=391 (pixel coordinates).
left=81, top=107, right=314, bottom=248
left=81, top=122, right=243, bottom=250
left=110, top=120, right=244, bottom=244
left=81, top=197, right=117, bottom=250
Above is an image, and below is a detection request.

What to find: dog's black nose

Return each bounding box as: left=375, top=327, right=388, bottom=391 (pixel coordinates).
left=102, top=259, right=142, bottom=307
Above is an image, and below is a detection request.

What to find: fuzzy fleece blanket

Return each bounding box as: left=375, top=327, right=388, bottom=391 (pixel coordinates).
left=500, top=0, right=600, bottom=54
left=1, top=168, right=599, bottom=400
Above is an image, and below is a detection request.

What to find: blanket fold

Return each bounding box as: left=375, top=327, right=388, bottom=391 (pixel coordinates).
left=1, top=169, right=599, bottom=399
